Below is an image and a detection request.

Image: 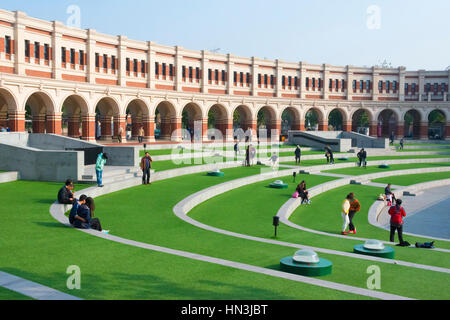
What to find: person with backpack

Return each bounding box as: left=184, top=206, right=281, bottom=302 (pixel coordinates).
left=388, top=199, right=407, bottom=244
left=295, top=145, right=301, bottom=165
left=348, top=193, right=360, bottom=234
left=95, top=152, right=108, bottom=188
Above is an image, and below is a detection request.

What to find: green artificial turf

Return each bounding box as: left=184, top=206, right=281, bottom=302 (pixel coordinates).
left=0, top=287, right=33, bottom=300
left=89, top=173, right=450, bottom=299
left=396, top=148, right=450, bottom=153
left=372, top=172, right=450, bottom=186
left=322, top=162, right=450, bottom=176
left=1, top=172, right=372, bottom=300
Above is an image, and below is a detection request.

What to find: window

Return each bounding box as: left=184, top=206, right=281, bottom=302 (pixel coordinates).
left=264, top=74, right=268, bottom=86
left=221, top=70, right=226, bottom=82
left=239, top=72, right=243, bottom=84
left=62, top=47, right=66, bottom=63
left=162, top=63, right=166, bottom=76
left=425, top=83, right=431, bottom=93
left=378, top=80, right=383, bottom=91
left=126, top=58, right=130, bottom=72
left=35, top=42, right=40, bottom=59
left=433, top=83, right=438, bottom=93
left=208, top=69, right=212, bottom=81
left=196, top=67, right=200, bottom=80
left=411, top=83, right=416, bottom=92
left=103, top=55, right=108, bottom=69
left=188, top=67, right=193, bottom=79
left=312, top=78, right=316, bottom=88
left=404, top=83, right=409, bottom=93
left=318, top=78, right=321, bottom=89
left=341, top=79, right=345, bottom=89
left=393, top=81, right=397, bottom=91
left=305, top=77, right=309, bottom=88
left=70, top=49, right=75, bottom=64
left=133, top=59, right=138, bottom=73
left=295, top=77, right=298, bottom=87
left=111, top=55, right=115, bottom=69
left=234, top=72, right=238, bottom=83
left=5, top=36, right=11, bottom=54
left=442, top=83, right=446, bottom=92
left=366, top=80, right=371, bottom=91
left=329, top=79, right=333, bottom=89
left=141, top=60, right=146, bottom=74
left=386, top=80, right=390, bottom=91
left=43, top=44, right=49, bottom=60
left=169, top=64, right=173, bottom=76
left=155, top=62, right=159, bottom=75
left=182, top=66, right=186, bottom=78
left=96, top=53, right=100, bottom=68
left=353, top=80, right=357, bottom=90
left=246, top=73, right=250, bottom=84
left=271, top=75, right=274, bottom=86
left=288, top=76, right=292, bottom=87
left=335, top=79, right=339, bottom=90
left=25, top=40, right=30, bottom=57
left=80, top=50, right=84, bottom=65
left=214, top=70, right=218, bottom=81
left=360, top=80, right=364, bottom=90
left=258, top=74, right=261, bottom=85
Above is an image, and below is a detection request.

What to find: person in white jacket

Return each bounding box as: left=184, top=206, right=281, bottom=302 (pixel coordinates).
left=341, top=194, right=353, bottom=235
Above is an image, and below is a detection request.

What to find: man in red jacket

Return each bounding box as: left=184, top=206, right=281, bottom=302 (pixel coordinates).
left=388, top=199, right=406, bottom=244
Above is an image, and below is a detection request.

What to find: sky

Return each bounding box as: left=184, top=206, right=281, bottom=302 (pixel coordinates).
left=1, top=0, right=449, bottom=71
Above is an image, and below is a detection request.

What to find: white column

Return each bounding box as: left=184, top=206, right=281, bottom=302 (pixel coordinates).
left=52, top=21, right=64, bottom=80
left=227, top=54, right=234, bottom=95
left=87, top=29, right=97, bottom=84
left=299, top=62, right=305, bottom=99
left=372, top=68, right=380, bottom=101
left=175, top=46, right=183, bottom=92
left=147, top=41, right=155, bottom=89
left=323, top=64, right=330, bottom=100
left=418, top=70, right=425, bottom=102
left=14, top=11, right=26, bottom=76
left=251, top=57, right=258, bottom=96
left=398, top=67, right=406, bottom=102
left=347, top=66, right=354, bottom=101
left=118, top=35, right=127, bottom=87
left=201, top=50, right=208, bottom=94
left=275, top=59, right=282, bottom=98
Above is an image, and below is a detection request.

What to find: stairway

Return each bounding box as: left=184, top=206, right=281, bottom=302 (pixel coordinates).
left=80, top=165, right=154, bottom=185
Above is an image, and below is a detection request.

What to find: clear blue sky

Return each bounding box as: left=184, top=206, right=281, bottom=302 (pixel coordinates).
left=2, top=0, right=449, bottom=71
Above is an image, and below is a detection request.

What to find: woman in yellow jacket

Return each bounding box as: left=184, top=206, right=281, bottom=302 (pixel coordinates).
left=341, top=194, right=353, bottom=235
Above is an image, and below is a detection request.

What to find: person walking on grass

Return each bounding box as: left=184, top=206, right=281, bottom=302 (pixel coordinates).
left=388, top=199, right=406, bottom=245
left=58, top=179, right=75, bottom=205
left=325, top=145, right=334, bottom=164
left=95, top=152, right=108, bottom=188
left=295, top=145, right=301, bottom=165
left=140, top=152, right=153, bottom=185
left=341, top=193, right=352, bottom=235
left=399, top=138, right=404, bottom=150
left=348, top=193, right=360, bottom=234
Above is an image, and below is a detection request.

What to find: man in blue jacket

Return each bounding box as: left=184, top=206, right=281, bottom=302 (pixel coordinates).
left=69, top=194, right=87, bottom=225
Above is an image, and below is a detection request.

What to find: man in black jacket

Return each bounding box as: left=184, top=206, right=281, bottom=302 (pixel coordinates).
left=357, top=148, right=367, bottom=168
left=58, top=179, right=75, bottom=204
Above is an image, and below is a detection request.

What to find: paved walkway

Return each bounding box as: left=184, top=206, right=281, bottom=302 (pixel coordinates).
left=0, top=271, right=82, bottom=300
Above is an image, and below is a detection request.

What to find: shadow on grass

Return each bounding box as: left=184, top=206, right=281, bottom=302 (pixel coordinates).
left=34, top=221, right=68, bottom=229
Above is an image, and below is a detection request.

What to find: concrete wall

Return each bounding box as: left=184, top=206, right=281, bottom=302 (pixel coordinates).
left=27, top=134, right=99, bottom=150
left=339, top=131, right=388, bottom=149
left=0, top=142, right=83, bottom=182
left=103, top=146, right=140, bottom=167
left=288, top=131, right=351, bottom=152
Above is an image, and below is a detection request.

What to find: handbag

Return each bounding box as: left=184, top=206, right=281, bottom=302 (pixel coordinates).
left=292, top=191, right=299, bottom=199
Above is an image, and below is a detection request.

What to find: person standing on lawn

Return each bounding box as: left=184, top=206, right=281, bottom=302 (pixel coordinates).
left=95, top=152, right=108, bottom=188
left=295, top=145, right=301, bottom=165
left=341, top=193, right=352, bottom=235
left=357, top=148, right=367, bottom=168
left=388, top=199, right=406, bottom=244
left=399, top=138, right=404, bottom=150
left=348, top=193, right=360, bottom=234
left=140, top=152, right=153, bottom=185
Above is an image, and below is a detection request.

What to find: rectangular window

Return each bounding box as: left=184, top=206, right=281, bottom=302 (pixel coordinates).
left=295, top=77, right=298, bottom=87
left=312, top=78, right=316, bottom=88
left=258, top=74, right=261, bottom=85
left=79, top=50, right=84, bottom=65
left=246, top=73, right=250, bottom=84
left=96, top=53, right=100, bottom=68
left=335, top=79, right=339, bottom=90
left=366, top=80, right=371, bottom=90
left=411, top=83, right=416, bottom=92
left=341, top=79, right=345, bottom=89
left=188, top=67, right=193, bottom=79
left=5, top=36, right=11, bottom=54
left=235, top=72, right=238, bottom=83
left=44, top=44, right=49, bottom=60
left=35, top=42, right=40, bottom=59
left=208, top=69, right=211, bottom=81
left=433, top=83, right=438, bottom=92
left=62, top=47, right=66, bottom=63
left=288, top=76, right=292, bottom=87
left=162, top=63, right=166, bottom=76
left=271, top=75, right=274, bottom=86
left=70, top=49, right=75, bottom=64
left=329, top=79, right=333, bottom=89
left=425, top=83, right=431, bottom=93
left=306, top=77, right=309, bottom=87
left=360, top=80, right=364, bottom=90
left=169, top=64, right=173, bottom=76
left=111, top=55, right=115, bottom=69
left=386, top=80, right=390, bottom=91
left=222, top=70, right=226, bottom=82
left=25, top=40, right=30, bottom=57
left=317, top=78, right=321, bottom=89
left=141, top=60, right=146, bottom=74
left=240, top=72, right=244, bottom=84
left=104, top=55, right=108, bottom=69
left=196, top=67, right=200, bottom=80
left=215, top=69, right=219, bottom=81
left=353, top=80, right=357, bottom=90
left=264, top=74, right=268, bottom=86
left=182, top=66, right=186, bottom=78
left=133, top=59, right=138, bottom=73
left=126, top=58, right=130, bottom=72
left=155, top=62, right=159, bottom=75
left=442, top=83, right=446, bottom=92
left=378, top=81, right=383, bottom=91
left=393, top=81, right=397, bottom=91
